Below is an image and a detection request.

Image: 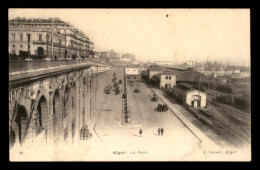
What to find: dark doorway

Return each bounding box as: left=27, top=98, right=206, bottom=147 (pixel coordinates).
left=37, top=96, right=48, bottom=135
left=14, top=104, right=28, bottom=144
left=37, top=47, right=44, bottom=56
left=65, top=50, right=68, bottom=58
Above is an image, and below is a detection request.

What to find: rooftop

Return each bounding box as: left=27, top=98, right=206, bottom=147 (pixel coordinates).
left=9, top=17, right=68, bottom=24
left=166, top=66, right=192, bottom=71
left=177, top=71, right=208, bottom=82
left=175, top=82, right=193, bottom=91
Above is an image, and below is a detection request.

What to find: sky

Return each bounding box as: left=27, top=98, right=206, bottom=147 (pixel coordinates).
left=9, top=9, right=250, bottom=66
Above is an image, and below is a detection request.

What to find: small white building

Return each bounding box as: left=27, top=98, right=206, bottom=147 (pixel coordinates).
left=172, top=82, right=207, bottom=108
left=125, top=67, right=139, bottom=75
left=185, top=89, right=207, bottom=108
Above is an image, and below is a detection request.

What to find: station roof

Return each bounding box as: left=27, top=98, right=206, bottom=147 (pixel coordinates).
left=151, top=73, right=161, bottom=81
left=166, top=66, right=193, bottom=71
left=175, top=82, right=193, bottom=91
left=174, top=82, right=206, bottom=94
left=177, top=71, right=208, bottom=82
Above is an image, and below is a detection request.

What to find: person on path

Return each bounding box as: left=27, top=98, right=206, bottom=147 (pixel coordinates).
left=139, top=129, right=142, bottom=137
left=161, top=128, right=164, bottom=136
left=158, top=128, right=161, bottom=136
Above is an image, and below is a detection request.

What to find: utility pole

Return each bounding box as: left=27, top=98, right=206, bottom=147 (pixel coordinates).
left=199, top=72, right=201, bottom=107
left=229, top=112, right=232, bottom=132
left=51, top=18, right=54, bottom=59
left=65, top=29, right=67, bottom=58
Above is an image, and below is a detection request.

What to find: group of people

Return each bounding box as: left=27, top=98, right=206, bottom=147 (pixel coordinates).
left=138, top=128, right=165, bottom=137
left=157, top=104, right=168, bottom=112
left=158, top=128, right=164, bottom=136
left=148, top=93, right=158, bottom=102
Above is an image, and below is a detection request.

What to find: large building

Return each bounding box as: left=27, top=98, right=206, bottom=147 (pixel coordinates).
left=122, top=53, right=136, bottom=63
left=8, top=17, right=94, bottom=59
left=96, top=50, right=137, bottom=66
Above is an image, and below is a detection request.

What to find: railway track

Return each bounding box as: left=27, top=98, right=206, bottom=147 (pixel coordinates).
left=208, top=100, right=250, bottom=122
left=221, top=105, right=250, bottom=120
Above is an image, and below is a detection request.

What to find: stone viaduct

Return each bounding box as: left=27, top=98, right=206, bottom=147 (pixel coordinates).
left=9, top=59, right=113, bottom=148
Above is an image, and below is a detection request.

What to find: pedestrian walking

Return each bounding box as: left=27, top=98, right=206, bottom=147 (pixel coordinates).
left=161, top=128, right=164, bottom=136
left=158, top=128, right=161, bottom=136
left=139, top=129, right=142, bottom=137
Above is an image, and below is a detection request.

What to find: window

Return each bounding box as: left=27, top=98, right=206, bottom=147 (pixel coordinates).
left=27, top=34, right=31, bottom=42
left=20, top=45, right=23, bottom=48
left=39, top=34, right=42, bottom=41
left=166, top=76, right=168, bottom=79
left=20, top=34, right=23, bottom=42
left=169, top=76, right=171, bottom=80
left=12, top=34, right=15, bottom=42
left=13, top=45, right=15, bottom=48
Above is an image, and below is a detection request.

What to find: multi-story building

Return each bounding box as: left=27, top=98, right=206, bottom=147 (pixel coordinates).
left=122, top=53, right=136, bottom=63
left=160, top=73, right=177, bottom=90
left=8, top=17, right=95, bottom=59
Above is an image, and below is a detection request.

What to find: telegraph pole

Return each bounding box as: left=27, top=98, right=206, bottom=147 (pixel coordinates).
left=65, top=29, right=67, bottom=58
left=51, top=18, right=54, bottom=59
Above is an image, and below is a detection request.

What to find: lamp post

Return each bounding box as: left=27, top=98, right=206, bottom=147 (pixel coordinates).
left=58, top=39, right=62, bottom=59
left=45, top=33, right=51, bottom=60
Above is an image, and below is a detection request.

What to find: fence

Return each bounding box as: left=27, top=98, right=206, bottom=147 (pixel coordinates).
left=9, top=58, right=110, bottom=74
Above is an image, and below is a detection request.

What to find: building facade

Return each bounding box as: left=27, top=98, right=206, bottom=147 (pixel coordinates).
left=8, top=17, right=94, bottom=59
left=125, top=67, right=139, bottom=75
left=160, top=74, right=176, bottom=89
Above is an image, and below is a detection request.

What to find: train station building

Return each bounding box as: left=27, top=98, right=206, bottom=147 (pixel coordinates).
left=172, top=82, right=207, bottom=108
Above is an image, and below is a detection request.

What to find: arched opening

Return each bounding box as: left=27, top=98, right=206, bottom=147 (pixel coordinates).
left=14, top=104, right=28, bottom=144
left=37, top=47, right=44, bottom=56
left=53, top=90, right=62, bottom=142
left=37, top=96, right=48, bottom=135
left=9, top=128, right=16, bottom=148
left=64, top=85, right=70, bottom=119
left=71, top=82, right=76, bottom=140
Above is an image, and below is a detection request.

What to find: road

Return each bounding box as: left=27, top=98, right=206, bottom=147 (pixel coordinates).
left=87, top=67, right=249, bottom=161
left=91, top=68, right=201, bottom=161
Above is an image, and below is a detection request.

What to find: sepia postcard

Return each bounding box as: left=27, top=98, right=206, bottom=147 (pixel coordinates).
left=8, top=8, right=251, bottom=161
